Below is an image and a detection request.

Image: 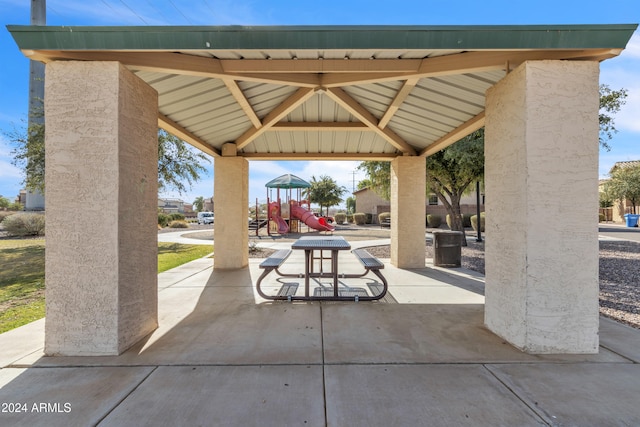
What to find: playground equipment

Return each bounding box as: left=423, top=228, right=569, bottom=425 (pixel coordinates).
left=264, top=173, right=335, bottom=235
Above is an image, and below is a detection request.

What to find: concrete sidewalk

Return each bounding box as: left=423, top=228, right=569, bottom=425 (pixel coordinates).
left=1, top=251, right=639, bottom=426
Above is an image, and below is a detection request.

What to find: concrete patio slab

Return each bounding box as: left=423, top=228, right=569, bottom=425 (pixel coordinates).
left=322, top=304, right=629, bottom=364
left=2, top=251, right=640, bottom=426
left=0, top=366, right=154, bottom=427
left=99, top=365, right=325, bottom=427
left=486, top=363, right=640, bottom=426
left=324, top=364, right=546, bottom=426
left=27, top=301, right=323, bottom=367
left=599, top=316, right=640, bottom=363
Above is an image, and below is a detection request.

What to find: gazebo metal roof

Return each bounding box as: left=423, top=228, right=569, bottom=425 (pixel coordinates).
left=8, top=24, right=637, bottom=160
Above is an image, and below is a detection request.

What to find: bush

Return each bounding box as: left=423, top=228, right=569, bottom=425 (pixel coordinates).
left=169, top=213, right=185, bottom=221
left=378, top=212, right=391, bottom=224
left=353, top=213, right=367, bottom=225
left=427, top=214, right=442, bottom=228
left=346, top=214, right=354, bottom=223
left=599, top=213, right=605, bottom=222
left=168, top=220, right=189, bottom=228
left=470, top=213, right=486, bottom=232
left=0, top=211, right=15, bottom=223
left=334, top=213, right=346, bottom=224
left=158, top=213, right=170, bottom=227
left=3, top=213, right=45, bottom=236
left=446, top=213, right=472, bottom=229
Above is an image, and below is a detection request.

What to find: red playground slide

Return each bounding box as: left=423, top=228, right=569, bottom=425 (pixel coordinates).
left=268, top=202, right=289, bottom=234
left=290, top=201, right=334, bottom=232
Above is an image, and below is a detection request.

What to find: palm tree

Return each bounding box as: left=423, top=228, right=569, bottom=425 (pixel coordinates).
left=193, top=196, right=205, bottom=212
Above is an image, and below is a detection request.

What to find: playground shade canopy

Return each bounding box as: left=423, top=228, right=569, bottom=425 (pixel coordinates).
left=265, top=174, right=311, bottom=189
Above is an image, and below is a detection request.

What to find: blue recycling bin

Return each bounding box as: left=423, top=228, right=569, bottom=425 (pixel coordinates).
left=624, top=214, right=639, bottom=227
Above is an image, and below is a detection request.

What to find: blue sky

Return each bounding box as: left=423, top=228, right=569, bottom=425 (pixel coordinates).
left=1, top=0, right=639, bottom=207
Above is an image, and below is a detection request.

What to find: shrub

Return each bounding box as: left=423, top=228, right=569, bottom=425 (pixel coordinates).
left=334, top=213, right=346, bottom=224
left=427, top=214, right=442, bottom=228
left=446, top=213, right=472, bottom=229
left=158, top=213, right=170, bottom=227
left=353, top=213, right=367, bottom=225
left=3, top=213, right=45, bottom=236
left=599, top=213, right=605, bottom=222
left=378, top=212, right=391, bottom=224
left=169, top=213, right=185, bottom=221
left=346, top=214, right=354, bottom=223
left=470, top=213, right=486, bottom=232
left=0, top=211, right=15, bottom=223
left=168, top=220, right=189, bottom=228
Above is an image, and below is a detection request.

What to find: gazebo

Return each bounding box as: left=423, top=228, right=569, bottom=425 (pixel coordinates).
left=8, top=24, right=636, bottom=356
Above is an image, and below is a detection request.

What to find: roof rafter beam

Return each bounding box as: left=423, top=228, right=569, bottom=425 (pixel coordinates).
left=222, top=80, right=262, bottom=128
left=222, top=58, right=423, bottom=73
left=240, top=152, right=398, bottom=161
left=159, top=114, right=220, bottom=157
left=379, top=78, right=419, bottom=129
left=25, top=50, right=320, bottom=87
left=235, top=87, right=316, bottom=149
left=322, top=49, right=619, bottom=87
left=420, top=112, right=485, bottom=157
left=270, top=122, right=368, bottom=131
left=325, top=87, right=417, bottom=156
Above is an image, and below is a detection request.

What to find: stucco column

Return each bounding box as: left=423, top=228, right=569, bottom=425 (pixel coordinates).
left=44, top=61, right=158, bottom=355
left=484, top=60, right=600, bottom=354
left=390, top=156, right=426, bottom=268
left=213, top=145, right=249, bottom=269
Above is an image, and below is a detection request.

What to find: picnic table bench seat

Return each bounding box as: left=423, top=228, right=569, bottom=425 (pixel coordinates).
left=256, top=249, right=294, bottom=300
left=348, top=248, right=388, bottom=300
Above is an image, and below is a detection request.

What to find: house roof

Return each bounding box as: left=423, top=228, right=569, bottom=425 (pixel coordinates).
left=610, top=160, right=640, bottom=173
left=8, top=24, right=637, bottom=161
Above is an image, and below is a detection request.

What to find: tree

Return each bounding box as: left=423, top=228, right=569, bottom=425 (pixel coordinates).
left=8, top=118, right=210, bottom=195
left=0, top=196, right=9, bottom=209
left=605, top=164, right=640, bottom=215
left=345, top=196, right=356, bottom=214
left=426, top=130, right=484, bottom=241
left=599, top=84, right=628, bottom=152
left=7, top=117, right=45, bottom=193
left=358, top=131, right=484, bottom=233
left=157, top=130, right=210, bottom=194
left=193, top=196, right=205, bottom=212
left=304, top=175, right=346, bottom=216
left=356, top=162, right=391, bottom=200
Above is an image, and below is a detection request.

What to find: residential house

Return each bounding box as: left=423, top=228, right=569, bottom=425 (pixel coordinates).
left=158, top=197, right=185, bottom=214
left=354, top=187, right=484, bottom=224
left=603, top=160, right=640, bottom=223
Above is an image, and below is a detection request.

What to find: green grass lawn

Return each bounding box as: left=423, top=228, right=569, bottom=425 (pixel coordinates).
left=157, top=242, right=213, bottom=272
left=0, top=240, right=213, bottom=334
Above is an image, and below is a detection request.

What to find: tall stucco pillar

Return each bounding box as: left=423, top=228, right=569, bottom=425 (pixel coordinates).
left=390, top=156, right=426, bottom=268
left=484, top=60, right=600, bottom=354
left=44, top=61, right=158, bottom=356
left=213, top=148, right=249, bottom=269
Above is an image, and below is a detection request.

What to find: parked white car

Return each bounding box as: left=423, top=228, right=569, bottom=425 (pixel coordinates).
left=197, top=211, right=214, bottom=224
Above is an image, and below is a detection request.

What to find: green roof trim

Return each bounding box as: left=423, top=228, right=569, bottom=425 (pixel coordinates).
left=7, top=24, right=638, bottom=51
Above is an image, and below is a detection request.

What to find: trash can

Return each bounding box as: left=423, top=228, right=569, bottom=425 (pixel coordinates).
left=624, top=214, right=639, bottom=227
left=433, top=230, right=463, bottom=267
